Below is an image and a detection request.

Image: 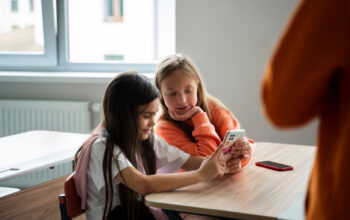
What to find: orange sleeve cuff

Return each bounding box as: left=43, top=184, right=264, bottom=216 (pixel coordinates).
left=191, top=112, right=211, bottom=127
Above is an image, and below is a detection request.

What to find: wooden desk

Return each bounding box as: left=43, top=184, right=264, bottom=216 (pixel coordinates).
left=146, top=142, right=316, bottom=220
left=0, top=130, right=89, bottom=182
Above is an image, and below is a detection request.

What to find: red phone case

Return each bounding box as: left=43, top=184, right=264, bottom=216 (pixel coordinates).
left=255, top=161, right=293, bottom=171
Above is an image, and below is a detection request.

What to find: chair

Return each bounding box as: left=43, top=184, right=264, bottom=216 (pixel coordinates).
left=58, top=173, right=181, bottom=220
left=58, top=172, right=85, bottom=220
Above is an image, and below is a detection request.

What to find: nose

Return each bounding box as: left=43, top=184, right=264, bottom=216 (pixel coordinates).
left=177, top=93, right=186, bottom=105
left=149, top=116, right=156, bottom=127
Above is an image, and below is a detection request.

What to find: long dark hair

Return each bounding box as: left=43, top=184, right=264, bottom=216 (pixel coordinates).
left=75, top=71, right=160, bottom=220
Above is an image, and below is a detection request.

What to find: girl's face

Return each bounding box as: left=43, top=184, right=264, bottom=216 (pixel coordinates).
left=138, top=98, right=160, bottom=140
left=160, top=69, right=198, bottom=115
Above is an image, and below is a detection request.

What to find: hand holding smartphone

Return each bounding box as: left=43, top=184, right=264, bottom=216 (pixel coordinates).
left=255, top=160, right=293, bottom=171
left=219, top=129, right=246, bottom=161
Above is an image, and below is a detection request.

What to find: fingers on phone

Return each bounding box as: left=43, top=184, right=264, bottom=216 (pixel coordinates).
left=226, top=161, right=241, bottom=174
left=219, top=166, right=226, bottom=177
left=239, top=154, right=249, bottom=159
left=234, top=161, right=242, bottom=172
left=234, top=137, right=249, bottom=149
left=214, top=143, right=224, bottom=159
left=227, top=157, right=240, bottom=167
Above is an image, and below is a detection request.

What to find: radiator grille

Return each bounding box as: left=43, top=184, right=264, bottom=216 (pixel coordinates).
left=0, top=100, right=91, bottom=137
left=0, top=100, right=92, bottom=188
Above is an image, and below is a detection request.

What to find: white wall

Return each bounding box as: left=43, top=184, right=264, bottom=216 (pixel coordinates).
left=176, top=0, right=318, bottom=145
left=0, top=0, right=318, bottom=145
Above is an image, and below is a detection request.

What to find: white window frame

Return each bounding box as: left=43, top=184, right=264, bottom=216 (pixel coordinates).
left=0, top=0, right=175, bottom=73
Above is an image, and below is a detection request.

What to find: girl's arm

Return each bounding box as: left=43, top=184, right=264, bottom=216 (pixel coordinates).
left=182, top=150, right=243, bottom=174
left=116, top=145, right=225, bottom=195
left=181, top=155, right=203, bottom=171
left=155, top=112, right=221, bottom=157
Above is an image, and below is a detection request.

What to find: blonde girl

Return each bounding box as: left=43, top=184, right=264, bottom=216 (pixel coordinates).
left=154, top=54, right=254, bottom=172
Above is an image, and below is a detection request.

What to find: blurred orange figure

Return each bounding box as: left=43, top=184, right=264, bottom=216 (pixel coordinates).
left=262, top=0, right=350, bottom=219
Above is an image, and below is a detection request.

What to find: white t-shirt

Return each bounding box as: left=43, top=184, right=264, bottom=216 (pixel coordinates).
left=85, top=135, right=190, bottom=220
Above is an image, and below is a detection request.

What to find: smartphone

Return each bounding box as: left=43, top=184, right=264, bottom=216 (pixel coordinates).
left=219, top=129, right=246, bottom=161
left=255, top=161, right=293, bottom=171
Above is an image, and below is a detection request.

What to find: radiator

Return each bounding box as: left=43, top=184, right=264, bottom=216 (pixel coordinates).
left=0, top=99, right=91, bottom=137
left=0, top=100, right=92, bottom=188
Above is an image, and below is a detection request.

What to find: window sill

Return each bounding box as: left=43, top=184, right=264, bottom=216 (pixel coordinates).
left=0, top=71, right=154, bottom=84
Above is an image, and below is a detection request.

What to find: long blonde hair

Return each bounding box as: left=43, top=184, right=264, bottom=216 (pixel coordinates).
left=154, top=54, right=227, bottom=140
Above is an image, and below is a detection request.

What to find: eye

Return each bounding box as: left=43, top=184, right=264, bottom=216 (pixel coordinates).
left=167, top=92, right=176, bottom=96
left=143, top=114, right=151, bottom=119
left=185, top=88, right=193, bottom=94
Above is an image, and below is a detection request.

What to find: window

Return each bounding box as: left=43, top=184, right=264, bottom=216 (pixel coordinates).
left=0, top=0, right=175, bottom=73
left=29, top=0, right=34, bottom=12
left=11, top=0, right=19, bottom=12
left=105, top=0, right=123, bottom=22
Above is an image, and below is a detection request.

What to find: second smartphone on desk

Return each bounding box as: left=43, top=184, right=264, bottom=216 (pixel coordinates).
left=255, top=160, right=293, bottom=171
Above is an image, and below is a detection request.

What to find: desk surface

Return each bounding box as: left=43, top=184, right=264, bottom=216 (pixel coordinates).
left=146, top=142, right=316, bottom=220
left=0, top=130, right=89, bottom=182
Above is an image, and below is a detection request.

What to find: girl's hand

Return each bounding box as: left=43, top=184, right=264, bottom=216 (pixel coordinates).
left=231, top=137, right=251, bottom=159
left=226, top=157, right=242, bottom=173
left=198, top=143, right=226, bottom=180
left=169, top=106, right=203, bottom=121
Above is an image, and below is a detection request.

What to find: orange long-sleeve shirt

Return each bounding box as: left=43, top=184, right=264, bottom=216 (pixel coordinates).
left=155, top=103, right=253, bottom=168
left=262, top=0, right=350, bottom=219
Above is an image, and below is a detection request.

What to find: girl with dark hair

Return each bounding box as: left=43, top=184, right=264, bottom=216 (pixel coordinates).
left=73, top=71, right=227, bottom=220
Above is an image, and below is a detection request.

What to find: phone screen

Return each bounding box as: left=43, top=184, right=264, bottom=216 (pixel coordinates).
left=256, top=161, right=293, bottom=171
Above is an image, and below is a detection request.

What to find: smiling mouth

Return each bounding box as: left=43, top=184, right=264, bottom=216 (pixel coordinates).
left=143, top=129, right=151, bottom=133
left=176, top=106, right=189, bottom=112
